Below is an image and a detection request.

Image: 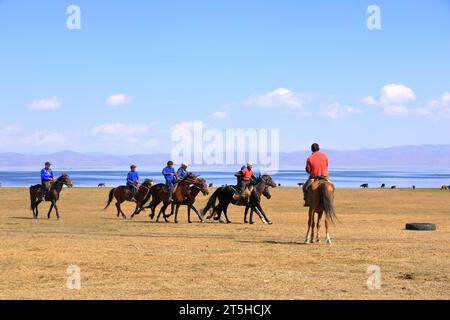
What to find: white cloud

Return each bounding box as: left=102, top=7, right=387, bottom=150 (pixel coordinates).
left=363, top=84, right=416, bottom=115
left=23, top=131, right=66, bottom=145
left=27, top=97, right=60, bottom=111
left=170, top=121, right=206, bottom=135
left=210, top=111, right=227, bottom=119
left=105, top=93, right=132, bottom=106
left=323, top=103, right=361, bottom=119
left=91, top=122, right=149, bottom=136
left=245, top=88, right=311, bottom=111
left=2, top=125, right=23, bottom=133
left=415, top=91, right=450, bottom=117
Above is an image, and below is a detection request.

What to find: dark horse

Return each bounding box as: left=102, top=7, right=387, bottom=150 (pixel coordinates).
left=140, top=173, right=204, bottom=223
left=104, top=179, right=154, bottom=219
left=243, top=183, right=273, bottom=224
left=302, top=179, right=337, bottom=244
left=29, top=174, right=73, bottom=219
left=202, top=174, right=277, bottom=224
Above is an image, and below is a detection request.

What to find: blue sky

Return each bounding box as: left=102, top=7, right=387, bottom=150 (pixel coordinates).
left=0, top=0, right=449, bottom=154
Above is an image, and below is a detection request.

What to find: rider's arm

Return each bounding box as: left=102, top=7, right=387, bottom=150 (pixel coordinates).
left=305, top=158, right=312, bottom=174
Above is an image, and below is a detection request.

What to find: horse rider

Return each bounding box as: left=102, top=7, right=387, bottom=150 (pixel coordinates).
left=235, top=163, right=256, bottom=198
left=162, top=161, right=178, bottom=202
left=126, top=165, right=140, bottom=200
left=177, top=162, right=189, bottom=181
left=303, top=143, right=331, bottom=206
left=40, top=161, right=55, bottom=198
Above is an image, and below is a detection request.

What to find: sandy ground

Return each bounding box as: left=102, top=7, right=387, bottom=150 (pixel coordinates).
left=0, top=186, right=449, bottom=300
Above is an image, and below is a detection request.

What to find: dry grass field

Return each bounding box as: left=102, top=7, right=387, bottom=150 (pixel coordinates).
left=0, top=187, right=449, bottom=300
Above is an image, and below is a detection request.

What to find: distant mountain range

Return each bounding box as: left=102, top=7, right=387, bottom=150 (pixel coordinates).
left=0, top=145, right=449, bottom=168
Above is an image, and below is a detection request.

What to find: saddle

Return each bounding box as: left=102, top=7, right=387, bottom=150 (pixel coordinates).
left=163, top=184, right=178, bottom=194
left=232, top=185, right=253, bottom=200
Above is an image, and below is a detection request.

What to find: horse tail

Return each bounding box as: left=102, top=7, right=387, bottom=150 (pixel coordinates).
left=202, top=188, right=220, bottom=217
left=29, top=186, right=35, bottom=210
left=320, top=182, right=337, bottom=224
left=104, top=188, right=116, bottom=210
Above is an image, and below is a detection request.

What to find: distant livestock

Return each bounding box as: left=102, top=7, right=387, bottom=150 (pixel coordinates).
left=381, top=184, right=386, bottom=188
left=391, top=186, right=397, bottom=189
left=360, top=183, right=369, bottom=188
left=441, top=185, right=449, bottom=190
left=297, top=183, right=305, bottom=187
left=98, top=183, right=106, bottom=188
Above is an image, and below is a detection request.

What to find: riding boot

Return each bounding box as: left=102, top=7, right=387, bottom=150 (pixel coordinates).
left=168, top=188, right=173, bottom=202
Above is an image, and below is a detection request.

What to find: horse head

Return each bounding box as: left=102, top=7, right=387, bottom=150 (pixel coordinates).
left=195, top=178, right=209, bottom=196
left=143, top=178, right=154, bottom=188
left=261, top=174, right=277, bottom=188
left=58, top=174, right=73, bottom=188
left=262, top=184, right=272, bottom=199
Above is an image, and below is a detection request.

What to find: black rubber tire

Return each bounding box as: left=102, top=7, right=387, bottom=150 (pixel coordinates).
left=405, top=223, right=436, bottom=231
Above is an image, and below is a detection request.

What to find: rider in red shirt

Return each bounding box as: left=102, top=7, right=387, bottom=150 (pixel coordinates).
left=303, top=143, right=331, bottom=206
left=235, top=163, right=255, bottom=198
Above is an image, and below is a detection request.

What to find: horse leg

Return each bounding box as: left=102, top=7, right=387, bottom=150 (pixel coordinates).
left=150, top=200, right=161, bottom=220
left=244, top=206, right=249, bottom=224
left=130, top=203, right=139, bottom=219
left=255, top=202, right=272, bottom=225
left=47, top=203, right=54, bottom=219
left=316, top=211, right=323, bottom=243
left=52, top=201, right=61, bottom=220
left=116, top=201, right=127, bottom=219
left=174, top=204, right=180, bottom=224
left=304, top=207, right=315, bottom=244
left=325, top=218, right=332, bottom=245
left=35, top=200, right=42, bottom=219
left=165, top=203, right=175, bottom=218
left=223, top=205, right=231, bottom=224
left=190, top=205, right=203, bottom=223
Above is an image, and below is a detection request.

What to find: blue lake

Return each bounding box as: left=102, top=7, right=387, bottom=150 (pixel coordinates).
left=0, top=166, right=449, bottom=188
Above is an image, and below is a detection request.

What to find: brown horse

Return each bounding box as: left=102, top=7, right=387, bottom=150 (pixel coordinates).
left=302, top=179, right=336, bottom=244
left=166, top=178, right=209, bottom=223
left=142, top=173, right=200, bottom=222
left=29, top=174, right=73, bottom=219
left=104, top=179, right=154, bottom=219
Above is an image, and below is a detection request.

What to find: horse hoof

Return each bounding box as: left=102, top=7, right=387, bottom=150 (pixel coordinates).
left=327, top=240, right=332, bottom=245
left=250, top=221, right=254, bottom=225
left=316, top=239, right=321, bottom=243
left=244, top=220, right=248, bottom=224
left=267, top=221, right=273, bottom=225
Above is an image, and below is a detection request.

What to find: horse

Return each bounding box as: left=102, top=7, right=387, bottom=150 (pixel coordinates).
left=243, top=182, right=273, bottom=224
left=360, top=183, right=369, bottom=188
left=98, top=183, right=106, bottom=188
left=441, top=185, right=449, bottom=190
left=166, top=178, right=209, bottom=223
left=391, top=186, right=397, bottom=189
left=202, top=174, right=277, bottom=225
left=141, top=173, right=201, bottom=222
left=29, top=174, right=73, bottom=219
left=302, top=179, right=336, bottom=244
left=104, top=179, right=154, bottom=219
left=381, top=184, right=386, bottom=188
